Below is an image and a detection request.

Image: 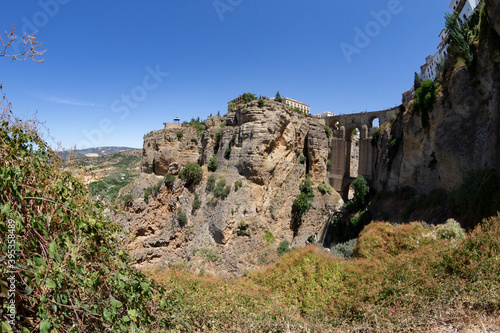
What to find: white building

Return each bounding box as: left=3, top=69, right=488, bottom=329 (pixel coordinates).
left=418, top=0, right=478, bottom=83
left=450, top=0, right=479, bottom=21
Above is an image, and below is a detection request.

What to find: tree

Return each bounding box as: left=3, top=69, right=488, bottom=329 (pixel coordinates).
left=1, top=25, right=45, bottom=62
left=208, top=155, right=218, bottom=172
left=241, top=92, right=257, bottom=104
left=275, top=91, right=283, bottom=103
left=414, top=72, right=422, bottom=90
left=445, top=11, right=473, bottom=66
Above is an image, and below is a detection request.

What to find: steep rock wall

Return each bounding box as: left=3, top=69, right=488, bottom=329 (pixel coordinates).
left=372, top=6, right=500, bottom=194
left=119, top=100, right=341, bottom=277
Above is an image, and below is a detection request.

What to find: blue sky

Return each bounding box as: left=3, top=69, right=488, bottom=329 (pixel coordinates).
left=1, top=0, right=452, bottom=149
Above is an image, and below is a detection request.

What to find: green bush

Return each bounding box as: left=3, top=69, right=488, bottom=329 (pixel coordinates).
left=258, top=99, right=265, bottom=107
left=0, top=108, right=176, bottom=332
left=323, top=125, right=332, bottom=139
left=413, top=80, right=436, bottom=128
left=234, top=180, right=243, bottom=191
left=190, top=138, right=198, bottom=144
left=343, top=175, right=369, bottom=213
left=299, top=155, right=307, bottom=164
left=206, top=174, right=216, bottom=192
left=264, top=230, right=275, bottom=246
left=213, top=179, right=231, bottom=199
left=120, top=194, right=133, bottom=206
left=199, top=248, right=219, bottom=262
left=176, top=131, right=183, bottom=138
left=207, top=155, right=218, bottom=172
left=164, top=173, right=176, bottom=188
left=277, top=240, right=291, bottom=256
left=326, top=160, right=332, bottom=171
left=292, top=175, right=315, bottom=233
left=192, top=193, right=201, bottom=213
left=186, top=117, right=206, bottom=138
left=177, top=208, right=188, bottom=226
left=214, top=129, right=222, bottom=144
left=237, top=221, right=248, bottom=236
left=295, top=149, right=301, bottom=157
left=318, top=183, right=332, bottom=195
left=330, top=239, right=357, bottom=259
left=179, top=163, right=203, bottom=185
left=241, top=92, right=257, bottom=103
left=224, top=145, right=231, bottom=159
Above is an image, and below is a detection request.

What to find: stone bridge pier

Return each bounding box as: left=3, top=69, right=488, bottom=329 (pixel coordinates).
left=322, top=107, right=399, bottom=199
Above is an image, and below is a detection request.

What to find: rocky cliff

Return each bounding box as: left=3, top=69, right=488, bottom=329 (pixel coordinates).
left=372, top=3, right=500, bottom=196
left=118, top=100, right=341, bottom=277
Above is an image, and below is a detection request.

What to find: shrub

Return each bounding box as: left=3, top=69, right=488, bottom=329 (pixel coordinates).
left=224, top=145, right=231, bottom=159
left=214, top=130, right=222, bottom=145
left=386, top=134, right=401, bottom=170
left=186, top=117, right=206, bottom=138
left=164, top=173, right=176, bottom=188
left=318, top=183, right=332, bottom=195
left=176, top=131, right=183, bottom=138
left=258, top=99, right=265, bottom=107
left=292, top=175, right=315, bottom=233
left=343, top=175, right=369, bottom=213
left=326, top=160, right=332, bottom=170
left=299, top=155, right=307, bottom=164
left=192, top=193, right=201, bottom=213
left=237, top=221, right=248, bottom=236
left=241, top=92, right=257, bottom=103
left=213, top=179, right=230, bottom=199
left=190, top=138, right=198, bottom=144
left=330, top=239, right=357, bottom=259
left=120, top=194, right=133, bottom=206
left=207, top=155, right=218, bottom=172
left=413, top=80, right=436, bottom=128
left=295, top=149, right=301, bottom=157
left=234, top=180, right=243, bottom=191
left=199, top=248, right=218, bottom=262
left=177, top=208, right=188, bottom=226
left=277, top=240, right=291, bottom=256
left=179, top=163, right=203, bottom=185
left=206, top=174, right=216, bottom=192
left=323, top=125, right=332, bottom=139
left=264, top=230, right=275, bottom=246
left=435, top=219, right=465, bottom=240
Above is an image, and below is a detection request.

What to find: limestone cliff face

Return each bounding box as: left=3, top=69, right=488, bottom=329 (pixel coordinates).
left=118, top=100, right=341, bottom=277
left=372, top=6, right=500, bottom=194
left=141, top=126, right=200, bottom=176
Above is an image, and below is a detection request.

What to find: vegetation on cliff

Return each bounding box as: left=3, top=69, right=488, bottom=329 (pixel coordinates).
left=0, top=102, right=177, bottom=332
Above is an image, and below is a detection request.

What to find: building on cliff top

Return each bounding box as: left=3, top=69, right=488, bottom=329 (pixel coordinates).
left=402, top=0, right=479, bottom=105
left=228, top=94, right=311, bottom=115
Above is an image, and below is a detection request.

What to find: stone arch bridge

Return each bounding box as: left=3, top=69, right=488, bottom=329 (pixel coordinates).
left=320, top=107, right=399, bottom=199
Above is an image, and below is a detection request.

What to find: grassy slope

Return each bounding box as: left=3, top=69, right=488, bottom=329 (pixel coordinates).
left=148, top=219, right=500, bottom=332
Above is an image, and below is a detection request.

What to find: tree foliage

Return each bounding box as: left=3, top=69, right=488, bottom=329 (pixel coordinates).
left=274, top=91, right=283, bottom=103
left=179, top=163, right=203, bottom=185
left=413, top=80, right=436, bottom=128
left=241, top=93, right=257, bottom=104
left=0, top=100, right=177, bottom=332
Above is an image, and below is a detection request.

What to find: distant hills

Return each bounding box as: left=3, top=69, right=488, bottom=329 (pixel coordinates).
left=57, top=146, right=139, bottom=158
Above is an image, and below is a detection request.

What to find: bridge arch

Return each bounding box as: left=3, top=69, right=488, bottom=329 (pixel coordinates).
left=326, top=106, right=399, bottom=199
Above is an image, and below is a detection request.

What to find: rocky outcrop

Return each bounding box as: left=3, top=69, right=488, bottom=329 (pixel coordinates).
left=118, top=100, right=341, bottom=277
left=372, top=6, right=500, bottom=195
left=141, top=127, right=200, bottom=175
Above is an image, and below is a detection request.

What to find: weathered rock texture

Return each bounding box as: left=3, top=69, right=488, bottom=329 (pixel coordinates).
left=372, top=7, right=500, bottom=195
left=118, top=100, right=342, bottom=277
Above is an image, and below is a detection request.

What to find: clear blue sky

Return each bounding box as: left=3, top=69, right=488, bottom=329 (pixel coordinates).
left=1, top=0, right=452, bottom=149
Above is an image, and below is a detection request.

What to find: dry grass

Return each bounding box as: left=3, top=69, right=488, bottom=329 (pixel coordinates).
left=145, top=217, right=500, bottom=332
